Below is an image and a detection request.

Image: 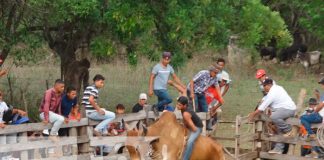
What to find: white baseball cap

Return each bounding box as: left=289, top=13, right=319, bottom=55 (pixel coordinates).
left=221, top=71, right=231, bottom=83
left=139, top=93, right=147, bottom=100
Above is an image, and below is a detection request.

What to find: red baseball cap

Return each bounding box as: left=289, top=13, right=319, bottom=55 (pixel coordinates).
left=255, top=69, right=266, bottom=79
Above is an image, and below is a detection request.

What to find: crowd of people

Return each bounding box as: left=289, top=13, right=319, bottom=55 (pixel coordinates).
left=0, top=51, right=323, bottom=159
left=249, top=69, right=324, bottom=158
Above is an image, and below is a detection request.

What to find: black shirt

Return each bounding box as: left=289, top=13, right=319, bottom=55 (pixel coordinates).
left=132, top=103, right=144, bottom=113
left=182, top=109, right=203, bottom=128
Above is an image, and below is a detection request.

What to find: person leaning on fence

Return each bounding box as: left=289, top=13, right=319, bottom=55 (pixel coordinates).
left=39, top=79, right=65, bottom=141
left=255, top=69, right=276, bottom=96
left=0, top=91, right=28, bottom=160
left=82, top=74, right=116, bottom=137
left=132, top=93, right=147, bottom=113
left=299, top=98, right=322, bottom=158
left=215, top=58, right=230, bottom=96
left=187, top=64, right=221, bottom=112
left=58, top=86, right=78, bottom=136
left=248, top=78, right=296, bottom=154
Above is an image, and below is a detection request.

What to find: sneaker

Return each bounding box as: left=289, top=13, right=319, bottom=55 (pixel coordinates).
left=49, top=135, right=59, bottom=142
left=93, top=129, right=102, bottom=137
left=268, top=148, right=283, bottom=154
left=305, top=151, right=319, bottom=158
left=152, top=104, right=159, bottom=116
left=283, top=129, right=293, bottom=137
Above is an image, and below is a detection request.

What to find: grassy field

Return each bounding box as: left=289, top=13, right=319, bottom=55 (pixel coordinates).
left=0, top=55, right=322, bottom=122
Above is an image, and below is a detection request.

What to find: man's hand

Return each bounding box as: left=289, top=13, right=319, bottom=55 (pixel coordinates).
left=149, top=89, right=154, bottom=97
left=248, top=112, right=255, bottom=122
left=190, top=93, right=195, bottom=100
left=43, top=120, right=49, bottom=125
left=0, top=123, right=6, bottom=128
left=0, top=69, right=7, bottom=77
left=19, top=110, right=27, bottom=116
left=64, top=118, right=69, bottom=124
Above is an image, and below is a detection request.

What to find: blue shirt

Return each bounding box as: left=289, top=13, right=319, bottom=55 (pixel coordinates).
left=152, top=63, right=175, bottom=90
left=61, top=94, right=77, bottom=118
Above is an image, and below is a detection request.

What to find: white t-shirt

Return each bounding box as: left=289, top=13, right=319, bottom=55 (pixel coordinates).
left=0, top=101, right=9, bottom=123
left=318, top=100, right=324, bottom=117
left=258, top=85, right=296, bottom=111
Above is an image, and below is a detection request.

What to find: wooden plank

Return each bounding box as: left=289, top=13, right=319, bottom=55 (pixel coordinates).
left=0, top=136, right=78, bottom=153
left=238, top=151, right=258, bottom=160
left=239, top=133, right=258, bottom=142
left=89, top=136, right=159, bottom=146
left=0, top=118, right=89, bottom=135
left=260, top=151, right=318, bottom=160
left=261, top=134, right=320, bottom=146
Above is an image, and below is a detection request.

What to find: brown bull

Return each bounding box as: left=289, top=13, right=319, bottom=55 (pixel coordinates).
left=126, top=112, right=225, bottom=160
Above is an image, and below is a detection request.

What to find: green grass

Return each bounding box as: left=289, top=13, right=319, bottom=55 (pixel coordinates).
left=0, top=55, right=322, bottom=122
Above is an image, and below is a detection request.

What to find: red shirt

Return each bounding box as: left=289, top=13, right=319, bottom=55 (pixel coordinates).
left=39, top=88, right=63, bottom=121
left=205, top=86, right=224, bottom=105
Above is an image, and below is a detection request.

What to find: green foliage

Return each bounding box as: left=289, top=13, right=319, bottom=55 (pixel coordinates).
left=90, top=36, right=116, bottom=58
left=236, top=0, right=292, bottom=48
left=299, top=0, right=324, bottom=39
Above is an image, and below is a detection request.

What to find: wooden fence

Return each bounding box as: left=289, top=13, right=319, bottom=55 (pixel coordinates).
left=0, top=111, right=208, bottom=160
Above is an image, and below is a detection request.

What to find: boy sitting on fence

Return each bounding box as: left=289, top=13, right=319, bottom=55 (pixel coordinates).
left=299, top=98, right=324, bottom=158
left=82, top=74, right=116, bottom=137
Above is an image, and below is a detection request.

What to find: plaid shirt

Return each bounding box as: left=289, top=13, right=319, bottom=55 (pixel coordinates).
left=190, top=70, right=219, bottom=94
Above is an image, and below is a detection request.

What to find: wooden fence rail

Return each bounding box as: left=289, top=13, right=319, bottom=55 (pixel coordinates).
left=0, top=111, right=207, bottom=160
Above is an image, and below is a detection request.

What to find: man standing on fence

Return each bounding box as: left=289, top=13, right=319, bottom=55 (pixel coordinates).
left=149, top=52, right=185, bottom=113
left=248, top=79, right=296, bottom=154
left=39, top=79, right=65, bottom=142
left=82, top=74, right=116, bottom=136
left=187, top=64, right=221, bottom=112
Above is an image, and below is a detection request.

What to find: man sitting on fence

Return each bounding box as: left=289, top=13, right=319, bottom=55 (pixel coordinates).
left=39, top=79, right=65, bottom=142
left=248, top=79, right=296, bottom=154
left=82, top=74, right=116, bottom=136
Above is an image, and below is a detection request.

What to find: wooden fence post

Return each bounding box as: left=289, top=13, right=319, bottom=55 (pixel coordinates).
left=19, top=132, right=28, bottom=160
left=288, top=89, right=306, bottom=155
left=234, top=115, right=241, bottom=159
left=255, top=119, right=263, bottom=160
left=69, top=127, right=78, bottom=155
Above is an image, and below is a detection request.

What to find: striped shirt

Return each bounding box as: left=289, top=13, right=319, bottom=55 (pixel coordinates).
left=187, top=70, right=219, bottom=94
left=82, top=85, right=99, bottom=111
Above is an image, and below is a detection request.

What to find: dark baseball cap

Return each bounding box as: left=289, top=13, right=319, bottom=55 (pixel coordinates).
left=162, top=52, right=171, bottom=59
left=308, top=98, right=318, bottom=105
left=262, top=78, right=273, bottom=86
left=318, top=77, right=324, bottom=85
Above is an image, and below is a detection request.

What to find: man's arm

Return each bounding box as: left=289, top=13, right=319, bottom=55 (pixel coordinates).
left=190, top=80, right=195, bottom=99
left=222, top=84, right=230, bottom=96
left=149, top=73, right=155, bottom=97
left=43, top=91, right=52, bottom=122
left=248, top=109, right=262, bottom=121
left=183, top=112, right=197, bottom=132
left=12, top=109, right=27, bottom=116
left=172, top=73, right=185, bottom=88
left=315, top=102, right=324, bottom=113
left=89, top=95, right=104, bottom=115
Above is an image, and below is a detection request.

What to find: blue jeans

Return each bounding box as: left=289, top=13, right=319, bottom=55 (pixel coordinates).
left=40, top=111, right=65, bottom=135
left=300, top=112, right=323, bottom=134
left=187, top=90, right=208, bottom=112
left=87, top=110, right=116, bottom=133
left=183, top=127, right=202, bottom=160
left=154, top=89, right=172, bottom=111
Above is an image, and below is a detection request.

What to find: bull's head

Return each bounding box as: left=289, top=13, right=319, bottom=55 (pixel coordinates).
left=126, top=121, right=159, bottom=160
